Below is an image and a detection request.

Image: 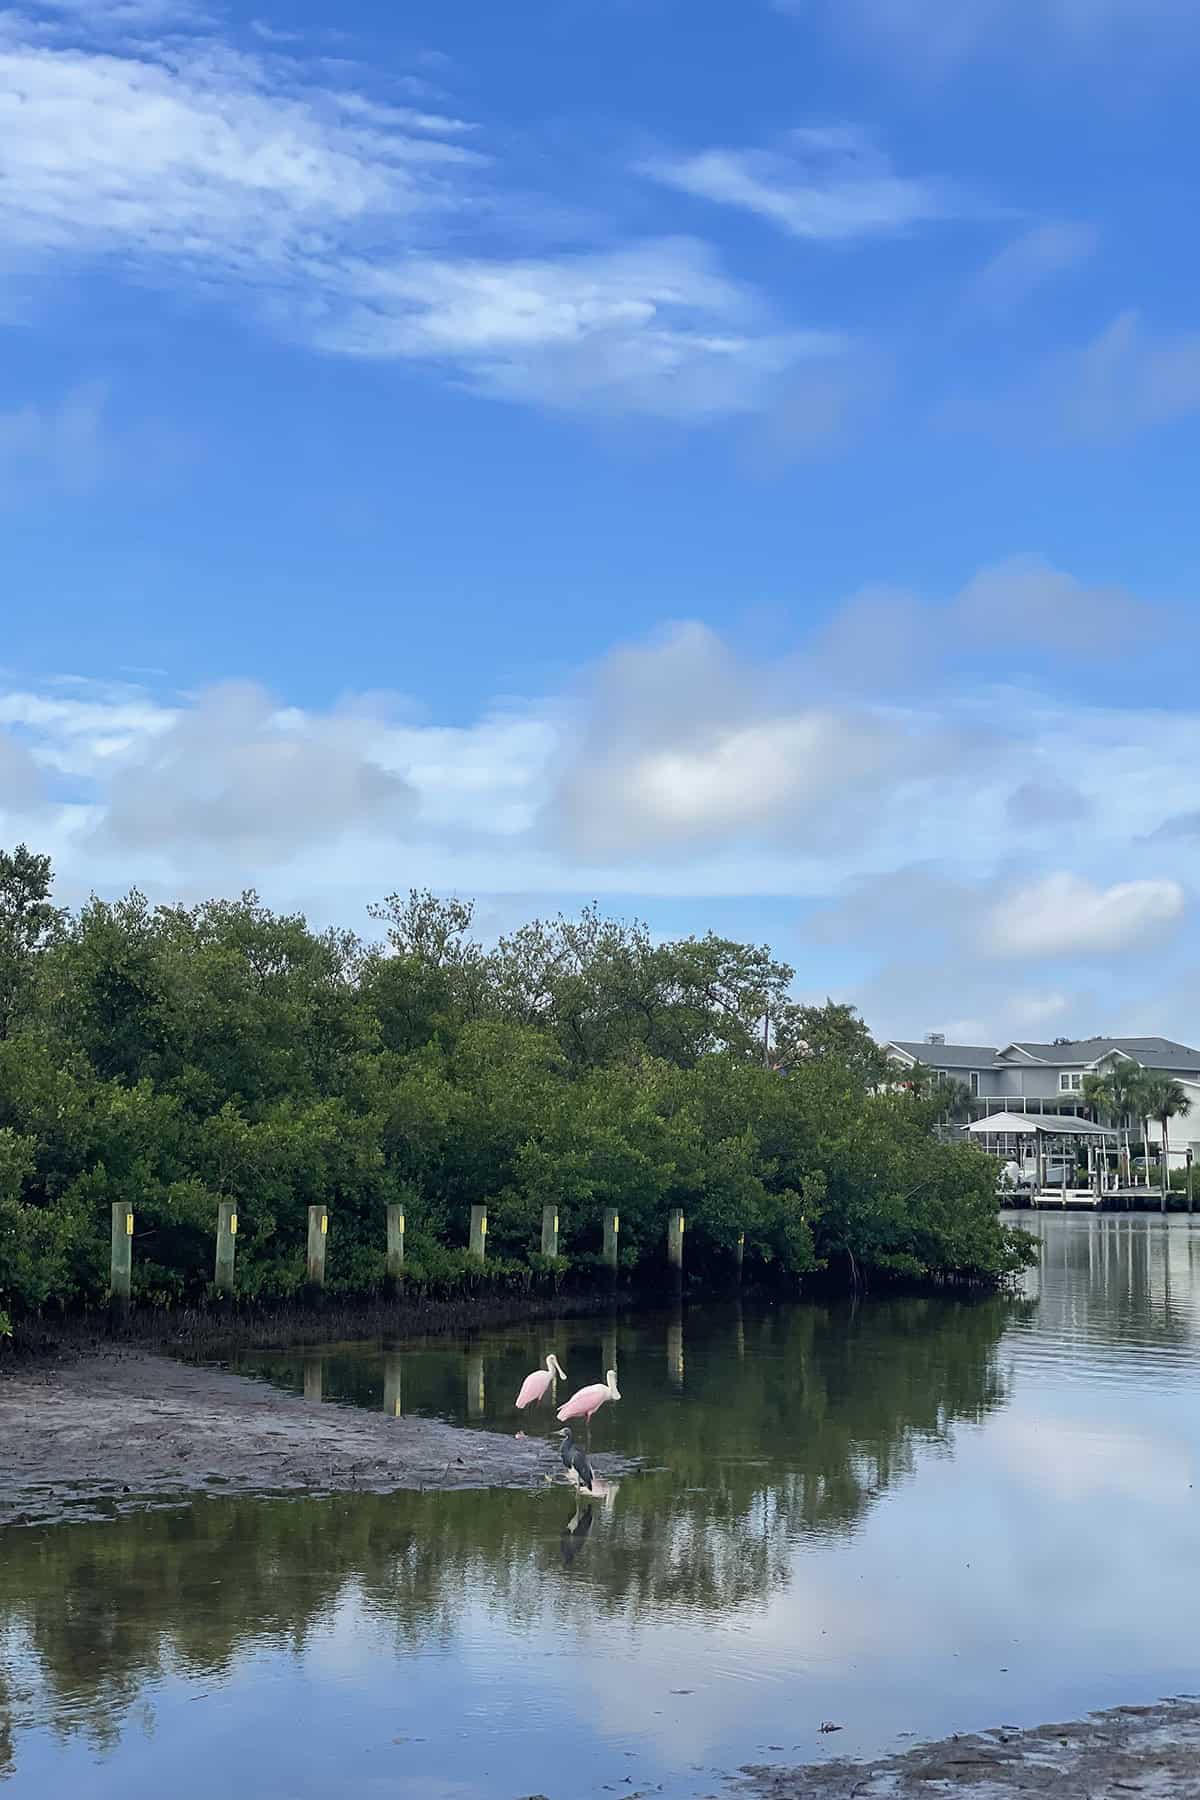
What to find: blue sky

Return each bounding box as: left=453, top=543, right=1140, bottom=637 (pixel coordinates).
left=3, top=0, right=1200, bottom=1045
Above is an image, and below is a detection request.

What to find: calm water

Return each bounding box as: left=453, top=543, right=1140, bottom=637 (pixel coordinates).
left=7, top=1214, right=1200, bottom=1798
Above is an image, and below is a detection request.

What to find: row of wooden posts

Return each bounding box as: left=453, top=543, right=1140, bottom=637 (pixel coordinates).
left=302, top=1313, right=702, bottom=1413
left=108, top=1200, right=744, bottom=1307
left=304, top=1315, right=701, bottom=1413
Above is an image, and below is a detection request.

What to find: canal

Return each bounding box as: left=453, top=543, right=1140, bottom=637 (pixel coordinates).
left=4, top=1213, right=1200, bottom=1798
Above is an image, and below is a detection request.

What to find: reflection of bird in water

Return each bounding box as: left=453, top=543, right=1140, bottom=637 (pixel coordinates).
left=555, top=1426, right=594, bottom=1491
left=560, top=1498, right=594, bottom=1566
left=515, top=1353, right=566, bottom=1413
left=556, top=1368, right=620, bottom=1447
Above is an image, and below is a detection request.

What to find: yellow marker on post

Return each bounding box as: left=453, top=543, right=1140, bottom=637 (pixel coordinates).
left=306, top=1205, right=329, bottom=1291
left=469, top=1205, right=488, bottom=1260
left=215, top=1200, right=237, bottom=1296
left=126, top=1212, right=134, bottom=1235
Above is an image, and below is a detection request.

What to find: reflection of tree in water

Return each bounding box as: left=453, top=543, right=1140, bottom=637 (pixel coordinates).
left=0, top=1294, right=1016, bottom=1777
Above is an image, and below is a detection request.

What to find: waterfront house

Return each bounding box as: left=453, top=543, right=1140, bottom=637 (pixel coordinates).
left=886, top=1034, right=1200, bottom=1170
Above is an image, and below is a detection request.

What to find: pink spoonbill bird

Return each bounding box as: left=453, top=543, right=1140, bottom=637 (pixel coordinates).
left=515, top=1353, right=567, bottom=1412
left=556, top=1368, right=620, bottom=1444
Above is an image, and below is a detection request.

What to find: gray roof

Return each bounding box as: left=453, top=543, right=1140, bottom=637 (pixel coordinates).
left=1002, top=1037, right=1200, bottom=1071
left=888, top=1041, right=999, bottom=1070
left=966, top=1112, right=1115, bottom=1138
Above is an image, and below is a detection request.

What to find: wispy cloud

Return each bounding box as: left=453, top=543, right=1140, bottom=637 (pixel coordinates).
left=967, top=221, right=1098, bottom=316
left=1064, top=311, right=1200, bottom=441
left=0, top=381, right=109, bottom=493
left=774, top=0, right=1200, bottom=73
left=323, top=240, right=841, bottom=419
left=643, top=126, right=951, bottom=241
left=0, top=5, right=835, bottom=421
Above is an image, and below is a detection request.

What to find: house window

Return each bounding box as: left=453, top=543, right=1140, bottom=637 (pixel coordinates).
left=1059, top=1072, right=1083, bottom=1092
left=970, top=1072, right=980, bottom=1096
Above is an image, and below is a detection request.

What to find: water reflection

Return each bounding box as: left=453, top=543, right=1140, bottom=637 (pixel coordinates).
left=9, top=1220, right=1200, bottom=1799
left=560, top=1498, right=594, bottom=1566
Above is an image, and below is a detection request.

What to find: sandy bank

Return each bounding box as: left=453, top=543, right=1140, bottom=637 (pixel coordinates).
left=733, top=1700, right=1200, bottom=1797
left=0, top=1350, right=623, bottom=1528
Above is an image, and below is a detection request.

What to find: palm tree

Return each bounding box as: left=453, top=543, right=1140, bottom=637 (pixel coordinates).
left=1084, top=1063, right=1144, bottom=1190
left=1135, top=1073, right=1192, bottom=1213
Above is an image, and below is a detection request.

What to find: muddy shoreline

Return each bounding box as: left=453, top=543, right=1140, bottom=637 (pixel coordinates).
left=0, top=1350, right=626, bottom=1529
left=731, top=1700, right=1200, bottom=1797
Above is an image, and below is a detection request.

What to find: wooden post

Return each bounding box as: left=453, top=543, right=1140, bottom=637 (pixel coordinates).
left=214, top=1200, right=237, bottom=1296
left=386, top=1204, right=405, bottom=1293
left=1187, top=1149, right=1194, bottom=1216
left=467, top=1349, right=485, bottom=1417
left=303, top=1354, right=322, bottom=1403
left=603, top=1206, right=620, bottom=1274
left=735, top=1230, right=745, bottom=1284
left=110, top=1201, right=133, bottom=1324
left=306, top=1205, right=328, bottom=1292
left=383, top=1352, right=402, bottom=1418
left=469, top=1204, right=488, bottom=1260
left=667, top=1209, right=684, bottom=1285
left=541, top=1202, right=559, bottom=1258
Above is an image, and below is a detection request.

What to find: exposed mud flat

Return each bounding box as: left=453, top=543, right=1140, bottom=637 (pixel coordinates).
left=0, top=1350, right=625, bottom=1528
left=731, top=1701, right=1200, bottom=1797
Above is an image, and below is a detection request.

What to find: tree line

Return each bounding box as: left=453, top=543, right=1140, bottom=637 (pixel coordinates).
left=0, top=844, right=1031, bottom=1321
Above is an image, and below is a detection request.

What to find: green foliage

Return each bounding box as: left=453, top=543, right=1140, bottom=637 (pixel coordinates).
left=0, top=850, right=1031, bottom=1314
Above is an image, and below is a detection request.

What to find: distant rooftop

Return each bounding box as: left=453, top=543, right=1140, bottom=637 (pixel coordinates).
left=1002, top=1037, right=1200, bottom=1070
left=888, top=1041, right=998, bottom=1069
left=888, top=1035, right=1200, bottom=1073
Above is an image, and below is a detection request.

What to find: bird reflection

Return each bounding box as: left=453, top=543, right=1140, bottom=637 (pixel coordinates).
left=560, top=1499, right=594, bottom=1566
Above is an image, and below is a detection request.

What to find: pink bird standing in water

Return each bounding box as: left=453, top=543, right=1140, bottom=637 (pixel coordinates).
left=515, top=1353, right=567, bottom=1411
left=556, top=1368, right=621, bottom=1443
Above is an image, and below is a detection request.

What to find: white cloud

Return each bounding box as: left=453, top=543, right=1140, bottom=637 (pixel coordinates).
left=643, top=126, right=950, bottom=241
left=0, top=35, right=475, bottom=269
left=1064, top=311, right=1200, bottom=442
left=0, top=381, right=109, bottom=492
left=323, top=240, right=840, bottom=420
left=95, top=681, right=420, bottom=857
left=812, top=553, right=1150, bottom=692
left=981, top=872, right=1186, bottom=958
left=546, top=620, right=923, bottom=857
left=2, top=555, right=1199, bottom=1045
left=0, top=729, right=46, bottom=814
left=966, top=221, right=1098, bottom=315
left=954, top=554, right=1148, bottom=653
left=0, top=9, right=833, bottom=422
